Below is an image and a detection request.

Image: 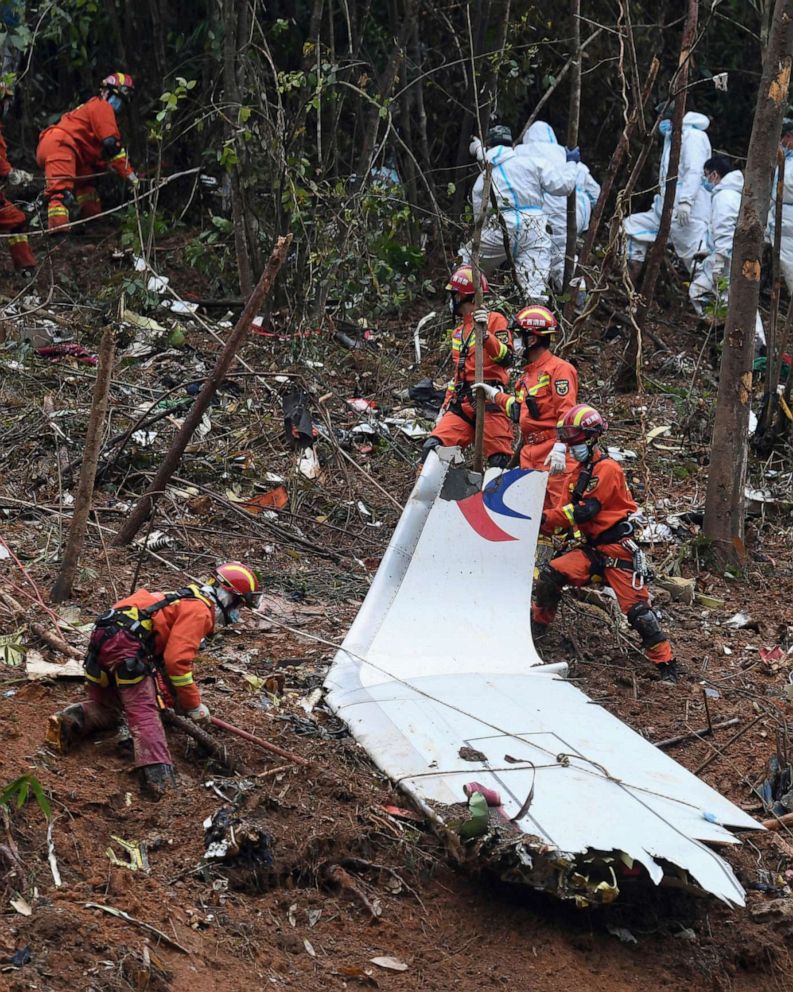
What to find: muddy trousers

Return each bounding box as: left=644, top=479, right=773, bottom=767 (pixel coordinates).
left=70, top=675, right=172, bottom=769
left=531, top=544, right=673, bottom=665
left=430, top=399, right=515, bottom=462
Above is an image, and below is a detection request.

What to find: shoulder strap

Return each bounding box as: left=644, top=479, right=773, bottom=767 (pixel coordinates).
left=139, top=586, right=203, bottom=620
left=571, top=449, right=610, bottom=503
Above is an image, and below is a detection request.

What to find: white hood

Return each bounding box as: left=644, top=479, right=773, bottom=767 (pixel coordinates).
left=523, top=121, right=559, bottom=145
left=716, top=170, right=744, bottom=194
left=682, top=111, right=710, bottom=131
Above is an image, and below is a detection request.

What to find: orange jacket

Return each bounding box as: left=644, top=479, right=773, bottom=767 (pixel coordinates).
left=542, top=449, right=637, bottom=540
left=0, top=121, right=12, bottom=178
left=492, top=349, right=578, bottom=438
left=444, top=311, right=512, bottom=405
left=40, top=97, right=134, bottom=178
left=112, top=588, right=215, bottom=710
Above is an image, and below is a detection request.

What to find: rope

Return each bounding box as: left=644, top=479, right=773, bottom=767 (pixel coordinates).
left=0, top=167, right=200, bottom=239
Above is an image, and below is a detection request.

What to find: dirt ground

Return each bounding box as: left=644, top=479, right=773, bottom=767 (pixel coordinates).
left=1, top=238, right=792, bottom=992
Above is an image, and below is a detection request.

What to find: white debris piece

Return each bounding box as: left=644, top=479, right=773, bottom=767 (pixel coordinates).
left=325, top=449, right=761, bottom=907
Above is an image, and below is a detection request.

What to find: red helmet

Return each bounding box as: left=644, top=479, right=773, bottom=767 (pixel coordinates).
left=556, top=403, right=608, bottom=444
left=101, top=73, right=135, bottom=96
left=213, top=561, right=263, bottom=608
left=511, top=304, right=558, bottom=337
left=445, top=265, right=489, bottom=297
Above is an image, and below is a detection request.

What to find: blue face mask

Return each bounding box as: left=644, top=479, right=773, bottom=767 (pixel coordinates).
left=659, top=119, right=672, bottom=137
left=227, top=609, right=241, bottom=624
left=108, top=94, right=122, bottom=112
left=570, top=443, right=590, bottom=462
left=702, top=177, right=715, bottom=192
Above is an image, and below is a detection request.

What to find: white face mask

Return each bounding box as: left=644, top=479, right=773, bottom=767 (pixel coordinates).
left=570, top=443, right=590, bottom=462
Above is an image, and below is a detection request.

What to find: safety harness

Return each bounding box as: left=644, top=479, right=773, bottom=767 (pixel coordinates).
left=564, top=452, right=652, bottom=589
left=84, top=585, right=212, bottom=688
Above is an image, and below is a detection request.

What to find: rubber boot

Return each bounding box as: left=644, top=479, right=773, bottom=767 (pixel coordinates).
left=654, top=660, right=680, bottom=685
left=141, top=763, right=176, bottom=800
left=46, top=703, right=86, bottom=753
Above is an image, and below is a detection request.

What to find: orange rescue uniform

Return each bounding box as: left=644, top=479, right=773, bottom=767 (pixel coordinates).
left=430, top=311, right=515, bottom=461
left=533, top=450, right=673, bottom=666
left=36, top=97, right=135, bottom=229
left=0, top=121, right=36, bottom=271
left=491, top=349, right=578, bottom=506
left=110, top=588, right=215, bottom=712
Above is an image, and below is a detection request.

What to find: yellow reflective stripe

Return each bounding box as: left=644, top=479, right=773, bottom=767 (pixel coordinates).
left=573, top=404, right=596, bottom=426
left=116, top=674, right=146, bottom=686
left=562, top=504, right=576, bottom=525
left=169, top=672, right=194, bottom=687
left=504, top=396, right=515, bottom=418
left=186, top=583, right=213, bottom=608
left=7, top=235, right=27, bottom=246
left=48, top=204, right=69, bottom=216
left=526, top=373, right=551, bottom=396
left=110, top=149, right=128, bottom=161
left=493, top=340, right=508, bottom=361
left=117, top=72, right=127, bottom=86
left=85, top=670, right=108, bottom=687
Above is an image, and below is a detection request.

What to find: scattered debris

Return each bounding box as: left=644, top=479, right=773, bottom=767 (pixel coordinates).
left=203, top=807, right=274, bottom=891
left=370, top=956, right=408, bottom=972
left=26, top=652, right=84, bottom=680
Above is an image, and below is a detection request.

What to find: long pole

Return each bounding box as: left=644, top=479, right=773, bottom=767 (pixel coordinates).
left=471, top=164, right=492, bottom=475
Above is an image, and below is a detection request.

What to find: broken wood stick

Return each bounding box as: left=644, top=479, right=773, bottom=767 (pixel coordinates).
left=85, top=902, right=189, bottom=954
left=654, top=717, right=740, bottom=750
left=761, top=811, right=793, bottom=832
left=694, top=714, right=765, bottom=775
left=210, top=716, right=311, bottom=767
left=113, top=234, right=293, bottom=546
left=162, top=710, right=249, bottom=775
left=51, top=325, right=115, bottom=602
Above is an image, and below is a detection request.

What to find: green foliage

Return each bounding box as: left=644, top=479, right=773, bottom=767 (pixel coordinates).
left=0, top=773, right=52, bottom=821
left=151, top=77, right=197, bottom=140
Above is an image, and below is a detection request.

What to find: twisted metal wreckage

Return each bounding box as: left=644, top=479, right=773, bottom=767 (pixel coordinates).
left=325, top=449, right=762, bottom=907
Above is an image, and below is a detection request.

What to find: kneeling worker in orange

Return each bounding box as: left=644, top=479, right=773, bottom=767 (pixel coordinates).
left=0, top=85, right=36, bottom=274
left=532, top=403, right=678, bottom=684
left=36, top=72, right=139, bottom=231
left=473, top=303, right=577, bottom=507
left=421, top=266, right=515, bottom=469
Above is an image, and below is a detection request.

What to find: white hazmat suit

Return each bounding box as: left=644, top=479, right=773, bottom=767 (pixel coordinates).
left=517, top=122, right=601, bottom=289
left=691, top=169, right=764, bottom=343
left=461, top=141, right=577, bottom=300
left=623, top=111, right=711, bottom=272
left=766, top=151, right=793, bottom=294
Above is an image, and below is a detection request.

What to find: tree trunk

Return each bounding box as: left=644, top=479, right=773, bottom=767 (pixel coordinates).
left=564, top=55, right=659, bottom=326
left=618, top=0, right=699, bottom=391
left=223, top=0, right=256, bottom=296
left=703, top=0, right=793, bottom=564
left=354, top=0, right=415, bottom=180
left=756, top=149, right=786, bottom=444
left=113, top=235, right=293, bottom=547
left=563, top=0, right=581, bottom=293
left=50, top=327, right=115, bottom=603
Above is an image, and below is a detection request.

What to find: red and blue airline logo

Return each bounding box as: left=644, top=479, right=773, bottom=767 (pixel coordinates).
left=457, top=468, right=533, bottom=542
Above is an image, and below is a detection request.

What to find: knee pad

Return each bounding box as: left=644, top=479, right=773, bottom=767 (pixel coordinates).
left=627, top=603, right=667, bottom=648
left=487, top=453, right=510, bottom=469
left=534, top=563, right=565, bottom=609
left=420, top=436, right=442, bottom=463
